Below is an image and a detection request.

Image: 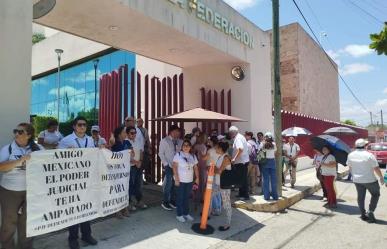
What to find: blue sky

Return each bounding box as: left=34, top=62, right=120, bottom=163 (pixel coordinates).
left=224, top=0, right=387, bottom=127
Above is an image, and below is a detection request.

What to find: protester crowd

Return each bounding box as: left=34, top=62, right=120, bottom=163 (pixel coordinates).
left=0, top=116, right=385, bottom=249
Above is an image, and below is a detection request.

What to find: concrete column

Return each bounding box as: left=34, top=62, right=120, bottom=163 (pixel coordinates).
left=0, top=1, right=32, bottom=146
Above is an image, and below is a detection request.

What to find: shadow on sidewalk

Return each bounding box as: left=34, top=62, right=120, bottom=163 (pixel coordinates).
left=33, top=185, right=263, bottom=249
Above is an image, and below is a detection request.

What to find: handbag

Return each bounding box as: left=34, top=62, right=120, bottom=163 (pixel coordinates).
left=257, top=149, right=267, bottom=165
left=220, top=168, right=235, bottom=189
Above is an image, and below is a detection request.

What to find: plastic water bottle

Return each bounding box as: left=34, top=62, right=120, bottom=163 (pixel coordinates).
left=384, top=171, right=387, bottom=183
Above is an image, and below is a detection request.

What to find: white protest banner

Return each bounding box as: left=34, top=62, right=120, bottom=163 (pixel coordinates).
left=26, top=148, right=130, bottom=237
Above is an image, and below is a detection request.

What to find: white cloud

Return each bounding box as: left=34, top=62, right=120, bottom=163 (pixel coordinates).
left=341, top=44, right=373, bottom=58
left=48, top=86, right=85, bottom=98
left=339, top=63, right=374, bottom=76
left=223, top=0, right=261, bottom=11
left=326, top=50, right=341, bottom=66
left=375, top=98, right=387, bottom=108
left=383, top=88, right=387, bottom=94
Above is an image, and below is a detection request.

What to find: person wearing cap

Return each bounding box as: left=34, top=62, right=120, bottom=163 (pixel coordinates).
left=91, top=125, right=107, bottom=148
left=283, top=136, right=300, bottom=188
left=159, top=125, right=183, bottom=211
left=229, top=126, right=250, bottom=200
left=346, top=138, right=384, bottom=223
left=261, top=132, right=279, bottom=200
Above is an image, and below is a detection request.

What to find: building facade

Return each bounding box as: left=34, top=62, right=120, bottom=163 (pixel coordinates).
left=269, top=23, right=340, bottom=121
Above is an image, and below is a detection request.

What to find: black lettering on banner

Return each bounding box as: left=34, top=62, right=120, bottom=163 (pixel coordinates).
left=111, top=152, right=123, bottom=160
left=53, top=150, right=83, bottom=160
left=109, top=184, right=125, bottom=194
left=43, top=161, right=91, bottom=172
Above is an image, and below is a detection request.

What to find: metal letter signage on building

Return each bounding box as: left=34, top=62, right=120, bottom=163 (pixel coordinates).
left=166, top=0, right=254, bottom=48
left=26, top=149, right=130, bottom=237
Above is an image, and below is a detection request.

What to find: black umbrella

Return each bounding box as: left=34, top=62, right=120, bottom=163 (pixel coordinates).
left=323, top=126, right=357, bottom=136
left=310, top=135, right=351, bottom=166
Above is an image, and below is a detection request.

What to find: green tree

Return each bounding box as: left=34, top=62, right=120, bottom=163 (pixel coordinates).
left=341, top=119, right=357, bottom=126
left=32, top=33, right=46, bottom=44
left=370, top=23, right=387, bottom=55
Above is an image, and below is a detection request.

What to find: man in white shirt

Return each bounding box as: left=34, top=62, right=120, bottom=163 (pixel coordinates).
left=37, top=119, right=63, bottom=149
left=136, top=117, right=151, bottom=182
left=90, top=125, right=107, bottom=148
left=58, top=117, right=97, bottom=249
left=346, top=138, right=384, bottom=223
left=158, top=125, right=183, bottom=210
left=283, top=136, right=300, bottom=188
left=229, top=126, right=250, bottom=200
left=124, top=116, right=145, bottom=152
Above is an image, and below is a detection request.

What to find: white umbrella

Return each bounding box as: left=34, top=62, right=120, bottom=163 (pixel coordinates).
left=282, top=127, right=312, bottom=137
left=323, top=126, right=357, bottom=136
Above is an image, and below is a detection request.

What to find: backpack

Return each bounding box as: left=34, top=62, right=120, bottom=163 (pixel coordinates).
left=249, top=142, right=259, bottom=165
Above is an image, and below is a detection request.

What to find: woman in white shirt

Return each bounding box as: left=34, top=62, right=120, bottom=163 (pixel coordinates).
left=320, top=146, right=337, bottom=208
left=261, top=132, right=279, bottom=201
left=0, top=123, right=42, bottom=249
left=173, top=140, right=199, bottom=223
left=312, top=149, right=327, bottom=200
left=37, top=119, right=63, bottom=149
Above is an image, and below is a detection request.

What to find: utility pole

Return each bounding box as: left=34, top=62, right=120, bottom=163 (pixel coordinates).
left=55, top=49, right=63, bottom=124
left=370, top=112, right=373, bottom=126
left=381, top=110, right=384, bottom=129
left=272, top=0, right=282, bottom=196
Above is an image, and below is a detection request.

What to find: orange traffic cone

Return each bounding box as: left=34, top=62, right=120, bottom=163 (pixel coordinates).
left=191, top=162, right=215, bottom=235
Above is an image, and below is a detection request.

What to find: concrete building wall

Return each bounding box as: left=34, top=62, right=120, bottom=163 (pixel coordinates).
left=0, top=0, right=32, bottom=147
left=271, top=23, right=340, bottom=121
left=297, top=25, right=340, bottom=121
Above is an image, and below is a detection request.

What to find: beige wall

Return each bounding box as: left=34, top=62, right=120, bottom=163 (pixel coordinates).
left=297, top=25, right=340, bottom=121
left=269, top=23, right=340, bottom=121
left=0, top=0, right=32, bottom=147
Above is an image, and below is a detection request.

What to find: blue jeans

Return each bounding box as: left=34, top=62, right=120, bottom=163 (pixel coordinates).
left=176, top=182, right=193, bottom=216
left=129, top=166, right=143, bottom=201
left=163, top=166, right=176, bottom=204
left=262, top=159, right=278, bottom=200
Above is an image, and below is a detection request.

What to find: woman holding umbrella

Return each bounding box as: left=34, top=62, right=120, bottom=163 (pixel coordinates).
left=320, top=146, right=337, bottom=208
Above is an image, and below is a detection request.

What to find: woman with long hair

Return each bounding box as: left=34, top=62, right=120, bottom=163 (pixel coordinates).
left=0, top=123, right=42, bottom=249
left=172, top=140, right=199, bottom=222
left=111, top=126, right=133, bottom=218
left=261, top=132, right=278, bottom=201
left=320, top=146, right=337, bottom=208
left=215, top=141, right=233, bottom=231
left=193, top=132, right=208, bottom=201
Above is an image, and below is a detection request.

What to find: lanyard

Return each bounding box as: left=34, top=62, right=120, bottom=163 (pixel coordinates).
left=75, top=137, right=88, bottom=148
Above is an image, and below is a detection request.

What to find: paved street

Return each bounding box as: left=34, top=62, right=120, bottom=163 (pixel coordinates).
left=211, top=180, right=387, bottom=249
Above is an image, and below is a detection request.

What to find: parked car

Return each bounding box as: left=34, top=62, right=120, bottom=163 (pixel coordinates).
left=366, top=143, right=387, bottom=168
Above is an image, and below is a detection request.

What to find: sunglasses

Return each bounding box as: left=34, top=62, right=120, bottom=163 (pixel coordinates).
left=129, top=131, right=137, bottom=135
left=76, top=123, right=87, bottom=127
left=125, top=119, right=134, bottom=122
left=13, top=129, right=26, bottom=135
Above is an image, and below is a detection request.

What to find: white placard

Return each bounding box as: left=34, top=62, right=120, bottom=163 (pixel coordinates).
left=26, top=148, right=130, bottom=237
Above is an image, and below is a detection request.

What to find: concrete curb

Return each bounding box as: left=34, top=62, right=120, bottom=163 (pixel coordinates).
left=234, top=169, right=349, bottom=213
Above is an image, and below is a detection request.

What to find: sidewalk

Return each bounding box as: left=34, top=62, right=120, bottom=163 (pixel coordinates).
left=31, top=159, right=349, bottom=249
left=234, top=164, right=349, bottom=212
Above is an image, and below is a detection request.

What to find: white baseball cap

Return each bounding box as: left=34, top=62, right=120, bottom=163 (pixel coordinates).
left=91, top=125, right=100, bottom=132
left=229, top=126, right=239, bottom=132
left=264, top=132, right=273, bottom=138
left=355, top=138, right=366, bottom=148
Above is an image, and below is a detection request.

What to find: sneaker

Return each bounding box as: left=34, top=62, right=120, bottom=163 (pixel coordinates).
left=176, top=216, right=186, bottom=223
left=184, top=214, right=194, bottom=222
left=169, top=202, right=177, bottom=209
left=129, top=203, right=137, bottom=211
left=367, top=212, right=376, bottom=223
left=68, top=239, right=80, bottom=249
left=161, top=203, right=173, bottom=211
left=81, top=236, right=98, bottom=246
left=136, top=201, right=148, bottom=209
left=360, top=213, right=369, bottom=221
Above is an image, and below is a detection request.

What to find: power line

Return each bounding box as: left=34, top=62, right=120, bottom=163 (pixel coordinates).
left=346, top=0, right=384, bottom=25
left=291, top=0, right=371, bottom=115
